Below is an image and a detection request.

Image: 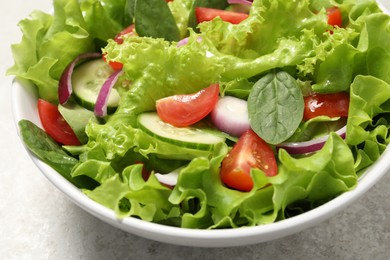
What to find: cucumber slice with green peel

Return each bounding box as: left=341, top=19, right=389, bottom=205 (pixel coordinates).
left=138, top=112, right=226, bottom=150
left=72, top=59, right=120, bottom=113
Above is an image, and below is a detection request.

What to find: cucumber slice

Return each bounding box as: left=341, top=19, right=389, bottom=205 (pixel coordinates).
left=72, top=59, right=120, bottom=113
left=138, top=112, right=226, bottom=150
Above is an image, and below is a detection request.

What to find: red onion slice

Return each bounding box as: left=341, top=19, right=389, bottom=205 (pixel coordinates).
left=277, top=125, right=347, bottom=154
left=228, top=0, right=253, bottom=6
left=154, top=171, right=179, bottom=187
left=177, top=37, right=189, bottom=47
left=94, top=69, right=123, bottom=117
left=58, top=52, right=102, bottom=105
left=211, top=96, right=250, bottom=137
left=177, top=37, right=202, bottom=47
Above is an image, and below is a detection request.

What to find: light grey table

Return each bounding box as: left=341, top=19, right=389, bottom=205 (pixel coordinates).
left=1, top=1, right=389, bottom=259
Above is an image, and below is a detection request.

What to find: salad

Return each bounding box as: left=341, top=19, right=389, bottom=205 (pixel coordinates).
left=8, top=0, right=390, bottom=229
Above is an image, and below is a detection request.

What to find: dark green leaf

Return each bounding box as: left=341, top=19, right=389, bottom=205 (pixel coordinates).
left=18, top=120, right=97, bottom=189
left=135, top=0, right=180, bottom=41
left=81, top=1, right=124, bottom=43
left=197, top=0, right=229, bottom=9
left=124, top=0, right=136, bottom=25
left=248, top=71, right=304, bottom=144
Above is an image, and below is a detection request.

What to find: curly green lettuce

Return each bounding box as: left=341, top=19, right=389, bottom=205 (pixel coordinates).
left=7, top=0, right=131, bottom=102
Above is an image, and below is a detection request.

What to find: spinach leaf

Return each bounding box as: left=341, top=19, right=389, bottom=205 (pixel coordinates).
left=197, top=0, right=229, bottom=9
left=18, top=120, right=97, bottom=189
left=124, top=0, right=136, bottom=26
left=99, top=0, right=134, bottom=27
left=135, top=0, right=180, bottom=41
left=248, top=71, right=304, bottom=145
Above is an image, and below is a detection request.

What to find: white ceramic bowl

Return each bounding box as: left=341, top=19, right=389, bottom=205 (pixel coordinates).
left=11, top=1, right=390, bottom=247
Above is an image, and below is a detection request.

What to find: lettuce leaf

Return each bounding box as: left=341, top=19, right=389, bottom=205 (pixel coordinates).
left=102, top=0, right=330, bottom=117
left=89, top=132, right=356, bottom=228
left=103, top=36, right=225, bottom=120
left=7, top=0, right=130, bottom=102
left=84, top=164, right=179, bottom=222
left=199, top=0, right=327, bottom=58
left=273, top=133, right=357, bottom=219
left=311, top=12, right=390, bottom=93
left=167, top=0, right=194, bottom=38
left=286, top=116, right=346, bottom=143
left=347, top=75, right=390, bottom=174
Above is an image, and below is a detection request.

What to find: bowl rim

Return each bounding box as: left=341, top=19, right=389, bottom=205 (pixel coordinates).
left=11, top=77, right=390, bottom=247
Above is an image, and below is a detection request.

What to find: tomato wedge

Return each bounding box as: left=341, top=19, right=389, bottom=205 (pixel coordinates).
left=220, top=130, right=278, bottom=192
left=156, top=84, right=220, bottom=127
left=326, top=7, right=342, bottom=28
left=195, top=7, right=249, bottom=24
left=303, top=92, right=349, bottom=121
left=114, top=24, right=135, bottom=44
left=37, top=99, right=80, bottom=145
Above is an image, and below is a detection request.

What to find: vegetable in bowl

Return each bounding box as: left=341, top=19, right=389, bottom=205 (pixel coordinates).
left=8, top=0, right=390, bottom=230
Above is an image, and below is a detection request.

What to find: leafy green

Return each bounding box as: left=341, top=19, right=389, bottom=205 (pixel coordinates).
left=248, top=71, right=304, bottom=145
left=346, top=75, right=390, bottom=173
left=103, top=36, right=224, bottom=121
left=84, top=164, right=178, bottom=221
left=80, top=0, right=124, bottom=45
left=196, top=0, right=229, bottom=9
left=273, top=133, right=357, bottom=219
left=167, top=0, right=194, bottom=38
left=7, top=0, right=132, bottom=102
left=84, top=114, right=228, bottom=162
left=286, top=117, right=346, bottom=143
left=135, top=0, right=180, bottom=41
left=303, top=0, right=388, bottom=93
left=58, top=100, right=97, bottom=144
left=18, top=120, right=97, bottom=189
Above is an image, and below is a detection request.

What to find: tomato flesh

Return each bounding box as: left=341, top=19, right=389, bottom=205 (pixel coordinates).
left=327, top=7, right=342, bottom=28
left=220, top=130, right=278, bottom=192
left=102, top=54, right=123, bottom=71
left=195, top=7, right=249, bottom=24
left=37, top=99, right=80, bottom=145
left=156, top=83, right=220, bottom=127
left=303, top=92, right=349, bottom=121
left=114, top=24, right=135, bottom=44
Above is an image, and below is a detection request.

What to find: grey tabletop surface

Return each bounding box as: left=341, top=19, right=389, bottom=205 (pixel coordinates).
left=1, top=1, right=389, bottom=259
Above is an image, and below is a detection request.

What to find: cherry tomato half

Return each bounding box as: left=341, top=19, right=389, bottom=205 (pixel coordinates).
left=326, top=7, right=342, bottom=28
left=37, top=99, right=80, bottom=145
left=134, top=161, right=151, bottom=182
left=220, top=130, right=278, bottom=192
left=195, top=7, right=249, bottom=24
left=156, top=84, right=220, bottom=127
left=114, top=24, right=135, bottom=44
left=303, top=92, right=349, bottom=121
